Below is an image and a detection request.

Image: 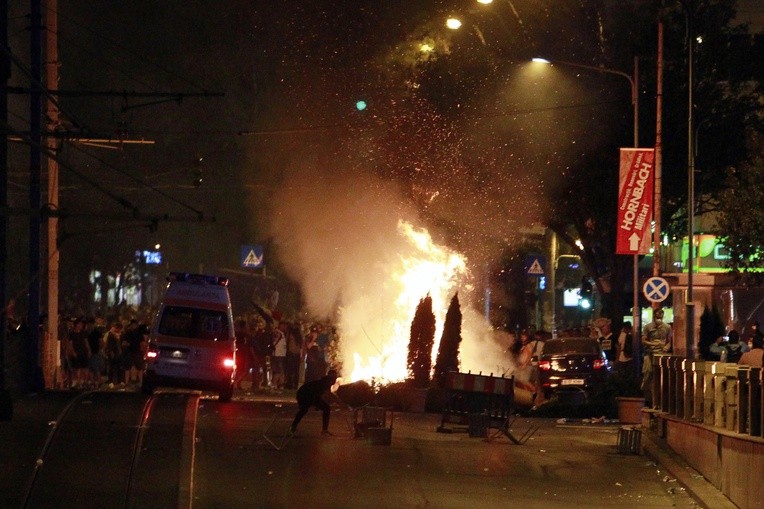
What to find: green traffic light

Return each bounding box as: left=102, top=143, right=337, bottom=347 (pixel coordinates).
left=355, top=100, right=367, bottom=111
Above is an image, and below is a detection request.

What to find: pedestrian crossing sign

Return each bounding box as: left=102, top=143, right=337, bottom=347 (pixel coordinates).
left=241, top=245, right=264, bottom=268
left=525, top=255, right=546, bottom=276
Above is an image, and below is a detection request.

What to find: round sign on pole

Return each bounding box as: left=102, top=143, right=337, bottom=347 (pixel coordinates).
left=643, top=276, right=670, bottom=303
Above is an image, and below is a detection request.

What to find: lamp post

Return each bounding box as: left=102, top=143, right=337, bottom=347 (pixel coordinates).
left=531, top=57, right=638, bottom=147
left=533, top=56, right=641, bottom=342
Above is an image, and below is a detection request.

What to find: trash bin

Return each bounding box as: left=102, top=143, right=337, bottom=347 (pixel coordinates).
left=366, top=426, right=392, bottom=445
left=468, top=413, right=489, bottom=438
left=616, top=426, right=642, bottom=455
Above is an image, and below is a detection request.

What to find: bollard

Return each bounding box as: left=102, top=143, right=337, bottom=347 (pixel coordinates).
left=737, top=366, right=750, bottom=434
left=671, top=357, right=682, bottom=416
left=748, top=367, right=761, bottom=437
left=681, top=358, right=693, bottom=420
left=724, top=365, right=739, bottom=432
left=692, top=360, right=705, bottom=422
left=703, top=362, right=715, bottom=426
left=713, top=363, right=727, bottom=428
left=659, top=355, right=670, bottom=412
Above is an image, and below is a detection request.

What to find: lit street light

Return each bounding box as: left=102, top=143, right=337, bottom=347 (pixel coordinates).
left=531, top=57, right=639, bottom=147
left=533, top=56, right=641, bottom=342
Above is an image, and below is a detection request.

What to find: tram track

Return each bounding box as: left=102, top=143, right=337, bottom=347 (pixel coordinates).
left=21, top=390, right=198, bottom=509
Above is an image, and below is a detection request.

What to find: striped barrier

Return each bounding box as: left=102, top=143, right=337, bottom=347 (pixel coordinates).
left=438, top=371, right=537, bottom=444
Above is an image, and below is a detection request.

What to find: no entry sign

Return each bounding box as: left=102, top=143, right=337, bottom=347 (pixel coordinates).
left=616, top=148, right=654, bottom=255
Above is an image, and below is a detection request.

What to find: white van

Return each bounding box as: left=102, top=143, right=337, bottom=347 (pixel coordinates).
left=142, top=272, right=237, bottom=401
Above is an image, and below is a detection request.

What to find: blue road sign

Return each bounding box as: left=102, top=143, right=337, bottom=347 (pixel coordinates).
left=241, top=245, right=264, bottom=268
left=643, top=276, right=670, bottom=303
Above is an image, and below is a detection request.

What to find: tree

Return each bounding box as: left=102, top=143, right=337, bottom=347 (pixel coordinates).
left=407, top=295, right=435, bottom=388
left=717, top=140, right=764, bottom=284
left=433, top=293, right=462, bottom=387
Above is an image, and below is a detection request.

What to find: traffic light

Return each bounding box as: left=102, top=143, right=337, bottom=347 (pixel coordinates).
left=355, top=99, right=367, bottom=111
left=579, top=277, right=593, bottom=309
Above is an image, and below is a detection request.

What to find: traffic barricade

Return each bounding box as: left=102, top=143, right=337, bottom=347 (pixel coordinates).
left=437, top=371, right=537, bottom=444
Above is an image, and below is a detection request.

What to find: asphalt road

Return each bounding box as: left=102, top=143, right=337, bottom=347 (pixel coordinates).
left=1, top=389, right=704, bottom=509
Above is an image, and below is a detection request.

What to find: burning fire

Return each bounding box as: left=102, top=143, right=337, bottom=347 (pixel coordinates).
left=343, top=220, right=468, bottom=382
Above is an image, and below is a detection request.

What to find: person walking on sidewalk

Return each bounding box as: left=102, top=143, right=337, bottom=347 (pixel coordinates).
left=290, top=369, right=339, bottom=436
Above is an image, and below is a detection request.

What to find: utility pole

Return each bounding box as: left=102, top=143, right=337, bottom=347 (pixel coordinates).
left=0, top=0, right=13, bottom=420
left=28, top=0, right=43, bottom=392
left=43, top=0, right=59, bottom=388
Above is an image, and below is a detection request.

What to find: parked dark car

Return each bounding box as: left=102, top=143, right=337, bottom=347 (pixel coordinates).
left=536, top=337, right=611, bottom=401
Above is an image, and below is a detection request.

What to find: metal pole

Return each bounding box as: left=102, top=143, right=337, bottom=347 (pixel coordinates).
left=654, top=23, right=663, bottom=278
left=550, top=231, right=557, bottom=335
left=29, top=0, right=43, bottom=392
left=631, top=56, right=640, bottom=357
left=0, top=0, right=13, bottom=420
left=685, top=7, right=695, bottom=360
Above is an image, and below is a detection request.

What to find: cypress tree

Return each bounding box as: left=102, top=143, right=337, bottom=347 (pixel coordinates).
left=434, top=293, right=462, bottom=387
left=407, top=295, right=435, bottom=388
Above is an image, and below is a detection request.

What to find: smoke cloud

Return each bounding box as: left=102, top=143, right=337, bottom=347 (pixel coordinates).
left=263, top=161, right=512, bottom=381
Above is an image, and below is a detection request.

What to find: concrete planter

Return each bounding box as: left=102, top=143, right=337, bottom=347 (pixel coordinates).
left=616, top=396, right=646, bottom=424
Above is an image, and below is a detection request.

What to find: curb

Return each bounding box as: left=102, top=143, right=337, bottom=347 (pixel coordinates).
left=640, top=429, right=737, bottom=509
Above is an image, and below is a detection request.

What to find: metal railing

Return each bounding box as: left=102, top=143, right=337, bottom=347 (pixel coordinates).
left=652, top=353, right=763, bottom=436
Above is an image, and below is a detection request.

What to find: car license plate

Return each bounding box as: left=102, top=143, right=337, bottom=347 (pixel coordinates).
left=561, top=379, right=584, bottom=386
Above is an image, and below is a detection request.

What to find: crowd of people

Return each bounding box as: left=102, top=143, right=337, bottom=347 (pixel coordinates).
left=229, top=312, right=341, bottom=393
left=53, top=303, right=342, bottom=394
left=58, top=314, right=149, bottom=390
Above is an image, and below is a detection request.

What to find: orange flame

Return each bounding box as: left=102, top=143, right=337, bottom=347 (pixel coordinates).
left=342, top=220, right=468, bottom=383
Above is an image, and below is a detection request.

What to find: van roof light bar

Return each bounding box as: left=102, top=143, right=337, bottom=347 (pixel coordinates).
left=167, top=272, right=229, bottom=287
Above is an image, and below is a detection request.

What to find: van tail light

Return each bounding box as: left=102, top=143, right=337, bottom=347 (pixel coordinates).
left=593, top=358, right=605, bottom=370
left=146, top=348, right=158, bottom=359
left=538, top=360, right=551, bottom=371
left=223, top=358, right=235, bottom=369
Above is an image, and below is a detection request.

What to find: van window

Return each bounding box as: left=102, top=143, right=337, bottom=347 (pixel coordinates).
left=158, top=305, right=230, bottom=340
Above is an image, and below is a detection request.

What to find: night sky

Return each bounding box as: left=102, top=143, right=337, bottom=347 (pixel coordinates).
left=4, top=1, right=760, bottom=317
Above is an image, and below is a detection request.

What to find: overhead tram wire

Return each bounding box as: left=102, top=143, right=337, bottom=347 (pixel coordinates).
left=237, top=98, right=624, bottom=136
left=0, top=38, right=212, bottom=221
left=1, top=119, right=212, bottom=224
left=4, top=87, right=205, bottom=220
left=63, top=138, right=207, bottom=218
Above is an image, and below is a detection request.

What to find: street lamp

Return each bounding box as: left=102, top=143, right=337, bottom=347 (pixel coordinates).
left=534, top=56, right=641, bottom=345
left=531, top=57, right=639, bottom=147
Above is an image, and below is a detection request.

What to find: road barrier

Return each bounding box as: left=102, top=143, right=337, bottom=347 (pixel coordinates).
left=436, top=371, right=537, bottom=444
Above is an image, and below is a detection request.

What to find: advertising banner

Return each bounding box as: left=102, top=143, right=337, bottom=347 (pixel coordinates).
left=616, top=148, right=654, bottom=255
